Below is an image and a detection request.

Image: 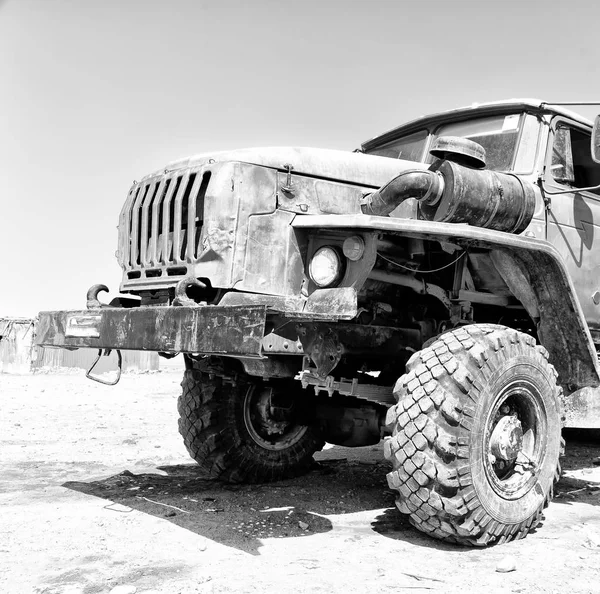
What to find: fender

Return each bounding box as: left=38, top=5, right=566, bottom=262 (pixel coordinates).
left=292, top=214, right=600, bottom=399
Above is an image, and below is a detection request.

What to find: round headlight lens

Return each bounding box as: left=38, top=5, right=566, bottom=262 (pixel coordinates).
left=309, top=247, right=343, bottom=287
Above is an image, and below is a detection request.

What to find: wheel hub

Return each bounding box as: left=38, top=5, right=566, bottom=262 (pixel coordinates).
left=243, top=383, right=309, bottom=451
left=254, top=387, right=290, bottom=436
left=489, top=415, right=523, bottom=461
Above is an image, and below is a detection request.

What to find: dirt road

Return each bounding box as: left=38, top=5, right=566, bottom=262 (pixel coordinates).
left=2, top=369, right=600, bottom=594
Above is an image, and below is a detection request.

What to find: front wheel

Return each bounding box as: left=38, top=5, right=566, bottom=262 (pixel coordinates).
left=384, top=324, right=563, bottom=546
left=177, top=358, right=324, bottom=483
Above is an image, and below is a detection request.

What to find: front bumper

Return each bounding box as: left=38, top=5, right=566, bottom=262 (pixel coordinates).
left=35, top=305, right=267, bottom=357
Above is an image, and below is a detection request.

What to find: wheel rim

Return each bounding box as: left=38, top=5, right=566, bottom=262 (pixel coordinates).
left=242, top=384, right=309, bottom=451
left=483, top=378, right=547, bottom=500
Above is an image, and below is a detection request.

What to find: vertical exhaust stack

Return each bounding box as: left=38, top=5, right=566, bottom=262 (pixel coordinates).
left=363, top=136, right=536, bottom=234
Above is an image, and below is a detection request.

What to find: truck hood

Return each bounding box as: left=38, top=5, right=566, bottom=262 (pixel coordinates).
left=152, top=147, right=427, bottom=189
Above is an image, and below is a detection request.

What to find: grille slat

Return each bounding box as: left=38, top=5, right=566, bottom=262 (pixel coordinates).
left=172, top=173, right=190, bottom=264
left=130, top=184, right=149, bottom=266
left=148, top=179, right=167, bottom=266
left=120, top=186, right=138, bottom=268
left=140, top=181, right=160, bottom=266
left=194, top=172, right=211, bottom=258
left=161, top=176, right=180, bottom=265
left=126, top=186, right=141, bottom=267
left=185, top=174, right=203, bottom=262
left=155, top=178, right=173, bottom=264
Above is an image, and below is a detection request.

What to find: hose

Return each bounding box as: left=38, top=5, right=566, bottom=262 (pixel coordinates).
left=361, top=169, right=444, bottom=216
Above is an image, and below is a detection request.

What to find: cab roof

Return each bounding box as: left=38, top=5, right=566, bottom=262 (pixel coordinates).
left=361, top=98, right=595, bottom=151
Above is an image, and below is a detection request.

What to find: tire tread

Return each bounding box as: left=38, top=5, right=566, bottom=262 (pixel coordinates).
left=384, top=324, right=563, bottom=546
left=178, top=358, right=324, bottom=483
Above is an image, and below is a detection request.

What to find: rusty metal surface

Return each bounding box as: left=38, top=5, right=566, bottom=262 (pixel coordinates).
left=238, top=357, right=301, bottom=379
left=173, top=276, right=207, bottom=306
left=302, top=328, right=343, bottom=378
left=303, top=288, right=358, bottom=319
left=35, top=306, right=267, bottom=356
left=86, top=284, right=110, bottom=309
left=262, top=333, right=304, bottom=354
left=218, top=288, right=359, bottom=321
left=219, top=291, right=306, bottom=311
left=295, top=322, right=422, bottom=363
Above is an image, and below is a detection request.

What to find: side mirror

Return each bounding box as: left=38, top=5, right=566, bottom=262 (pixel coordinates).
left=592, top=115, right=600, bottom=164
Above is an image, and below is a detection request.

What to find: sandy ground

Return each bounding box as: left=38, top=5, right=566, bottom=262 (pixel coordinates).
left=2, top=368, right=600, bottom=594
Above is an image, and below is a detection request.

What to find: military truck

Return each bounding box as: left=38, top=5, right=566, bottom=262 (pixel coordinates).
left=37, top=99, right=600, bottom=546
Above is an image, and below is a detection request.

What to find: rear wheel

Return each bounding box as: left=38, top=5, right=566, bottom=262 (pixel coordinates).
left=177, top=358, right=324, bottom=483
left=384, top=324, right=563, bottom=546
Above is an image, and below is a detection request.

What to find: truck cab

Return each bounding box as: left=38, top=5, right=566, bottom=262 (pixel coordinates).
left=363, top=100, right=600, bottom=333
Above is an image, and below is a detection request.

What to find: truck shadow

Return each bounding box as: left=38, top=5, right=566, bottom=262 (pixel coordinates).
left=554, top=429, right=600, bottom=507
left=63, top=456, right=393, bottom=556
left=63, top=453, right=464, bottom=555
left=62, top=434, right=599, bottom=555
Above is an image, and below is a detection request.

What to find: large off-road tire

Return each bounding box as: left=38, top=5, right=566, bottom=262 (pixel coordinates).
left=177, top=358, right=325, bottom=483
left=384, top=324, right=563, bottom=546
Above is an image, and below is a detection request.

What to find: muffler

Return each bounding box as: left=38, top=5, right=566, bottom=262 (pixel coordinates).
left=363, top=136, right=536, bottom=234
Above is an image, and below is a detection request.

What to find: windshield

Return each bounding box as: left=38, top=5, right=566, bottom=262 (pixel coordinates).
left=366, top=114, right=525, bottom=172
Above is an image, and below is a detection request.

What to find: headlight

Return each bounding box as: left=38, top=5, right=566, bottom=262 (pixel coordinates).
left=309, top=246, right=344, bottom=287
left=342, top=235, right=365, bottom=261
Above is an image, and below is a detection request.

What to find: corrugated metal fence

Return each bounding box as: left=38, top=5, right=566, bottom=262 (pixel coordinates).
left=0, top=319, right=36, bottom=373
left=0, top=318, right=160, bottom=374
left=33, top=346, right=160, bottom=373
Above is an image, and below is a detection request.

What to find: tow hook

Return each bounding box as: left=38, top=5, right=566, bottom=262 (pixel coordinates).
left=86, top=349, right=123, bottom=385
left=173, top=276, right=207, bottom=306
left=86, top=284, right=109, bottom=309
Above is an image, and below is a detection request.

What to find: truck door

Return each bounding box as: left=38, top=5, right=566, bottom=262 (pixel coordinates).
left=544, top=118, right=600, bottom=338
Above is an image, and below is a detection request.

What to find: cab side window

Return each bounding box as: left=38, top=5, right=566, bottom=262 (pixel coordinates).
left=551, top=124, right=600, bottom=195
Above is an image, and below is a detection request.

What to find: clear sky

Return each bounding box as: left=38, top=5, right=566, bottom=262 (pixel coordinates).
left=1, top=0, right=599, bottom=317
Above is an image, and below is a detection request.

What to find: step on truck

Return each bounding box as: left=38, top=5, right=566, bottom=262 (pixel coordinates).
left=37, top=99, right=600, bottom=546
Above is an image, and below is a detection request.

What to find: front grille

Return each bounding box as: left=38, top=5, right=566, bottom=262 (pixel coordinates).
left=120, top=168, right=211, bottom=276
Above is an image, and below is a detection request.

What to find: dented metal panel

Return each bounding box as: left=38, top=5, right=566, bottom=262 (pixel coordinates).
left=35, top=306, right=267, bottom=356
left=119, top=162, right=282, bottom=294
left=275, top=172, right=363, bottom=215
left=238, top=209, right=303, bottom=295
